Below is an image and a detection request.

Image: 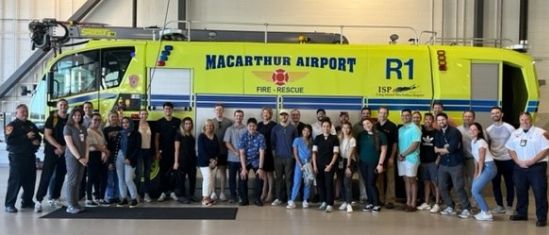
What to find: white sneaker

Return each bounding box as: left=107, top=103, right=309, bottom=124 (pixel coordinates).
left=302, top=201, right=309, bottom=208
left=210, top=192, right=218, bottom=201
left=170, top=192, right=178, bottom=201
left=319, top=202, right=327, bottom=210
left=286, top=201, right=296, bottom=209
left=34, top=202, right=42, bottom=213
left=48, top=199, right=62, bottom=208
left=459, top=209, right=472, bottom=219
left=440, top=207, right=456, bottom=215
left=491, top=205, right=506, bottom=214
left=339, top=202, right=348, bottom=211
left=325, top=205, right=333, bottom=213
left=144, top=194, right=152, bottom=203
left=346, top=204, right=353, bottom=213
left=271, top=199, right=282, bottom=206
left=219, top=193, right=227, bottom=201
left=417, top=203, right=431, bottom=210
left=157, top=193, right=167, bottom=202
left=430, top=204, right=440, bottom=213
left=474, top=211, right=494, bottom=221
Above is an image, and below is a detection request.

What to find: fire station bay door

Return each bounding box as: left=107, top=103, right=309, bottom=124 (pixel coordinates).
left=148, top=68, right=193, bottom=109
left=470, top=63, right=499, bottom=126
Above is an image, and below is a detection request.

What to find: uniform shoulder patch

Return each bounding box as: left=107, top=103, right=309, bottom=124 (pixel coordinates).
left=5, top=125, right=13, bottom=135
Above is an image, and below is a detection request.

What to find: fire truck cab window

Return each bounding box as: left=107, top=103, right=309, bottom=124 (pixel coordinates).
left=51, top=50, right=99, bottom=98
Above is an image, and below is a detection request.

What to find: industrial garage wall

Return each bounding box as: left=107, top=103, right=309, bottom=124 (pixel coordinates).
left=1, top=0, right=548, bottom=128
left=529, top=0, right=549, bottom=130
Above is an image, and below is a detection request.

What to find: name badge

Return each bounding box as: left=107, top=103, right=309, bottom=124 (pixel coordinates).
left=520, top=139, right=527, bottom=147
left=79, top=133, right=85, bottom=142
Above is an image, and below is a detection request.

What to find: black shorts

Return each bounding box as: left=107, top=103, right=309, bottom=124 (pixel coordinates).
left=263, top=153, right=275, bottom=172
left=217, top=154, right=228, bottom=166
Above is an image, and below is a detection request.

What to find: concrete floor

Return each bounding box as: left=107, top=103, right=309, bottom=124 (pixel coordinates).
left=1, top=167, right=548, bottom=235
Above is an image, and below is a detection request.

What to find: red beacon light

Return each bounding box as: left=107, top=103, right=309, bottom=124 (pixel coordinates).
left=437, top=50, right=447, bottom=71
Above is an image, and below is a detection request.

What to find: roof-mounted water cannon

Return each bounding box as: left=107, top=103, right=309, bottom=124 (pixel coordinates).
left=159, top=28, right=186, bottom=41
left=29, top=18, right=70, bottom=53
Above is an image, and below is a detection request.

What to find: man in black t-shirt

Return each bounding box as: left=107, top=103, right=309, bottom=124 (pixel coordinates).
left=155, top=102, right=181, bottom=202
left=416, top=113, right=441, bottom=212
left=34, top=99, right=69, bottom=213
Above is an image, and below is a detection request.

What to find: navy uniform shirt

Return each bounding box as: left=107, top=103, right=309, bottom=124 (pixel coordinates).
left=5, top=118, right=42, bottom=155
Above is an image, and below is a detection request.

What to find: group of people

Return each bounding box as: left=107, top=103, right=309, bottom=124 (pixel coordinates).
left=3, top=100, right=548, bottom=227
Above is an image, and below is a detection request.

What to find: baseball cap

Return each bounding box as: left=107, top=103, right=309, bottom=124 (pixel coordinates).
left=279, top=109, right=289, bottom=115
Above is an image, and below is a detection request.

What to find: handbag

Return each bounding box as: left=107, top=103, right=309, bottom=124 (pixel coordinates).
left=302, top=162, right=316, bottom=182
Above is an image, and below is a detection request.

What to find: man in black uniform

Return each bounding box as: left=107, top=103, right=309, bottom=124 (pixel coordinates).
left=4, top=104, right=42, bottom=213
left=34, top=99, right=68, bottom=212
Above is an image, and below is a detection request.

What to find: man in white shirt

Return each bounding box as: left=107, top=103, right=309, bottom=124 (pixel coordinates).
left=506, top=112, right=549, bottom=227
left=486, top=106, right=516, bottom=214
left=312, top=108, right=336, bottom=138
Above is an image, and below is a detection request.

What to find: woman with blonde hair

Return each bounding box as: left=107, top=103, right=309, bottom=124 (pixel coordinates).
left=198, top=119, right=220, bottom=206
left=137, top=109, right=154, bottom=202
left=337, top=122, right=357, bottom=213
left=257, top=107, right=276, bottom=203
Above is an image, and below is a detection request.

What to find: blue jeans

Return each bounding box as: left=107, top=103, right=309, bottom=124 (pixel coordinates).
left=115, top=152, right=138, bottom=200
left=290, top=164, right=312, bottom=201
left=472, top=161, right=497, bottom=212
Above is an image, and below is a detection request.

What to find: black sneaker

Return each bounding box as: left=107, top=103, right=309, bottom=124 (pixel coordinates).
left=239, top=201, right=249, bottom=206
left=372, top=206, right=382, bottom=212
left=116, top=199, right=128, bottom=207
left=509, top=215, right=528, bottom=221
left=536, top=220, right=547, bottom=227
left=20, top=202, right=35, bottom=209
left=254, top=200, right=263, bottom=207
left=177, top=197, right=191, bottom=204
left=129, top=200, right=138, bottom=208
left=85, top=200, right=99, bottom=207
left=363, top=204, right=373, bottom=212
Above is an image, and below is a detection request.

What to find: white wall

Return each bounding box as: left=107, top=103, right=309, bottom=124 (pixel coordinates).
left=189, top=0, right=436, bottom=43
left=85, top=0, right=178, bottom=28
left=0, top=0, right=87, bottom=112
left=529, top=0, right=549, bottom=129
